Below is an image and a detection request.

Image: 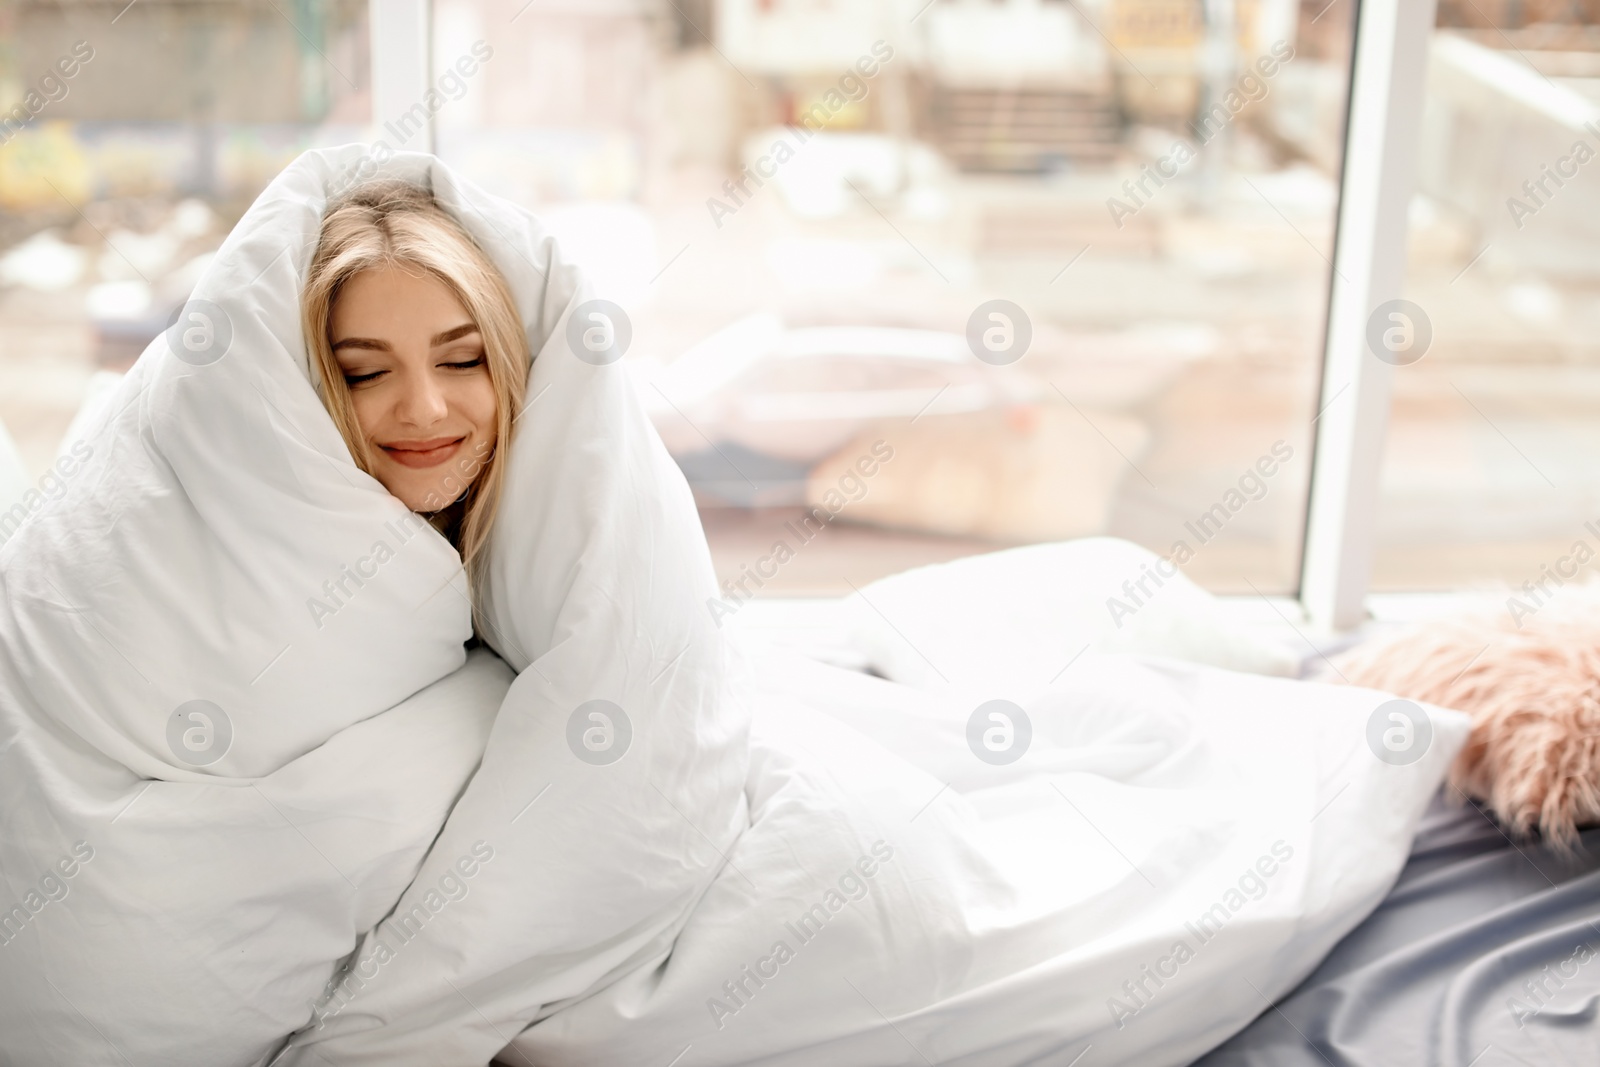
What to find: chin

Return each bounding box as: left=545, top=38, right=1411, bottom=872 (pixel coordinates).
left=418, top=485, right=463, bottom=512
left=379, top=475, right=450, bottom=513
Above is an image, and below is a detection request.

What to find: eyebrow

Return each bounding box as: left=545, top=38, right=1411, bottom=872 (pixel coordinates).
left=331, top=323, right=479, bottom=353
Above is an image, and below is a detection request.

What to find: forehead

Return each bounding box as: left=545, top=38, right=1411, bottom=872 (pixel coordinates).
left=330, top=266, right=469, bottom=336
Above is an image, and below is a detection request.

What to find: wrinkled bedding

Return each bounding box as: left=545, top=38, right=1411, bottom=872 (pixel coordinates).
left=0, top=144, right=1467, bottom=1067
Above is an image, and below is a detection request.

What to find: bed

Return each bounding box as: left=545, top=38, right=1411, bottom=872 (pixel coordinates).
left=11, top=406, right=1594, bottom=1063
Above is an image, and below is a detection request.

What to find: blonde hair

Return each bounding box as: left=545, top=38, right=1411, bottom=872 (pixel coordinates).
left=301, top=179, right=528, bottom=619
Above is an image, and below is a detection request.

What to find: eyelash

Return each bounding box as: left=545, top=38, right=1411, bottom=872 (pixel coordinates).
left=342, top=355, right=485, bottom=386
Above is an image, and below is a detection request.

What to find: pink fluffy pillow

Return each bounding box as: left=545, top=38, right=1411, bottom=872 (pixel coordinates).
left=1331, top=592, right=1600, bottom=851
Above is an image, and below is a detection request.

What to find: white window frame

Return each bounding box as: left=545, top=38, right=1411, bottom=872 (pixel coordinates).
left=1299, top=0, right=1439, bottom=631
left=376, top=0, right=1442, bottom=634
left=369, top=0, right=435, bottom=155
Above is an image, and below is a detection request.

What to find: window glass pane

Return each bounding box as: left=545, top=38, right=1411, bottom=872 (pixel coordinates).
left=0, top=0, right=369, bottom=475
left=435, top=0, right=1356, bottom=597
left=1374, top=2, right=1600, bottom=591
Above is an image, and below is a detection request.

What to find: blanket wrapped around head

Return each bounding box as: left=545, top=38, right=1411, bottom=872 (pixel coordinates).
left=0, top=144, right=749, bottom=1065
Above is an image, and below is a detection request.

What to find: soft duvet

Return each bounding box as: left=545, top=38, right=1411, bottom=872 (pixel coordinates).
left=0, top=145, right=1466, bottom=1067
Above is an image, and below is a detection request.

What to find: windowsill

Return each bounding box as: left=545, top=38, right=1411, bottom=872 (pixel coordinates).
left=728, top=592, right=1481, bottom=675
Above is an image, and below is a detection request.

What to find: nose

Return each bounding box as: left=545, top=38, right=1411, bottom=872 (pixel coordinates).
left=395, top=366, right=449, bottom=428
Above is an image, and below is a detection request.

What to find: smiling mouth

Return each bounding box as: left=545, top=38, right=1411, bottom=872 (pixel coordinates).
left=380, top=436, right=465, bottom=469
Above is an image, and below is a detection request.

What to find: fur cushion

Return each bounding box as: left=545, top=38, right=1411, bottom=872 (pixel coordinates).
left=1331, top=592, right=1600, bottom=851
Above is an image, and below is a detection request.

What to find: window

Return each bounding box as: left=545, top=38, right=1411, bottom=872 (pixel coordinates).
left=0, top=0, right=370, bottom=473
left=1372, top=1, right=1600, bottom=596
left=431, top=0, right=1357, bottom=596
left=2, top=0, right=1519, bottom=623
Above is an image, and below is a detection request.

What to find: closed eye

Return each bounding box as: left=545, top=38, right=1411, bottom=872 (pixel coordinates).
left=344, top=369, right=384, bottom=386
left=441, top=356, right=485, bottom=371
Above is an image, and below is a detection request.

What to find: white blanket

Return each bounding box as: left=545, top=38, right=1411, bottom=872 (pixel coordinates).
left=0, top=145, right=1466, bottom=1067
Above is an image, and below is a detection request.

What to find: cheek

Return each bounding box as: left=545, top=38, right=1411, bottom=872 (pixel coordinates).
left=460, top=370, right=498, bottom=440
left=348, top=388, right=389, bottom=445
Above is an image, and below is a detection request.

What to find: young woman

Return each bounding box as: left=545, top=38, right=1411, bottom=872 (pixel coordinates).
left=300, top=180, right=528, bottom=611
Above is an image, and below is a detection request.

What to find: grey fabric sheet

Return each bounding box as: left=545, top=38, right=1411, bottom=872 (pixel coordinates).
left=1193, top=789, right=1600, bottom=1067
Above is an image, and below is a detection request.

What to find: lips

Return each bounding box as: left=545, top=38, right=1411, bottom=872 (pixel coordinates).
left=380, top=436, right=465, bottom=469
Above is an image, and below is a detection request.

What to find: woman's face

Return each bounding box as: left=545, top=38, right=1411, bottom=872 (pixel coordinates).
left=329, top=266, right=497, bottom=512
